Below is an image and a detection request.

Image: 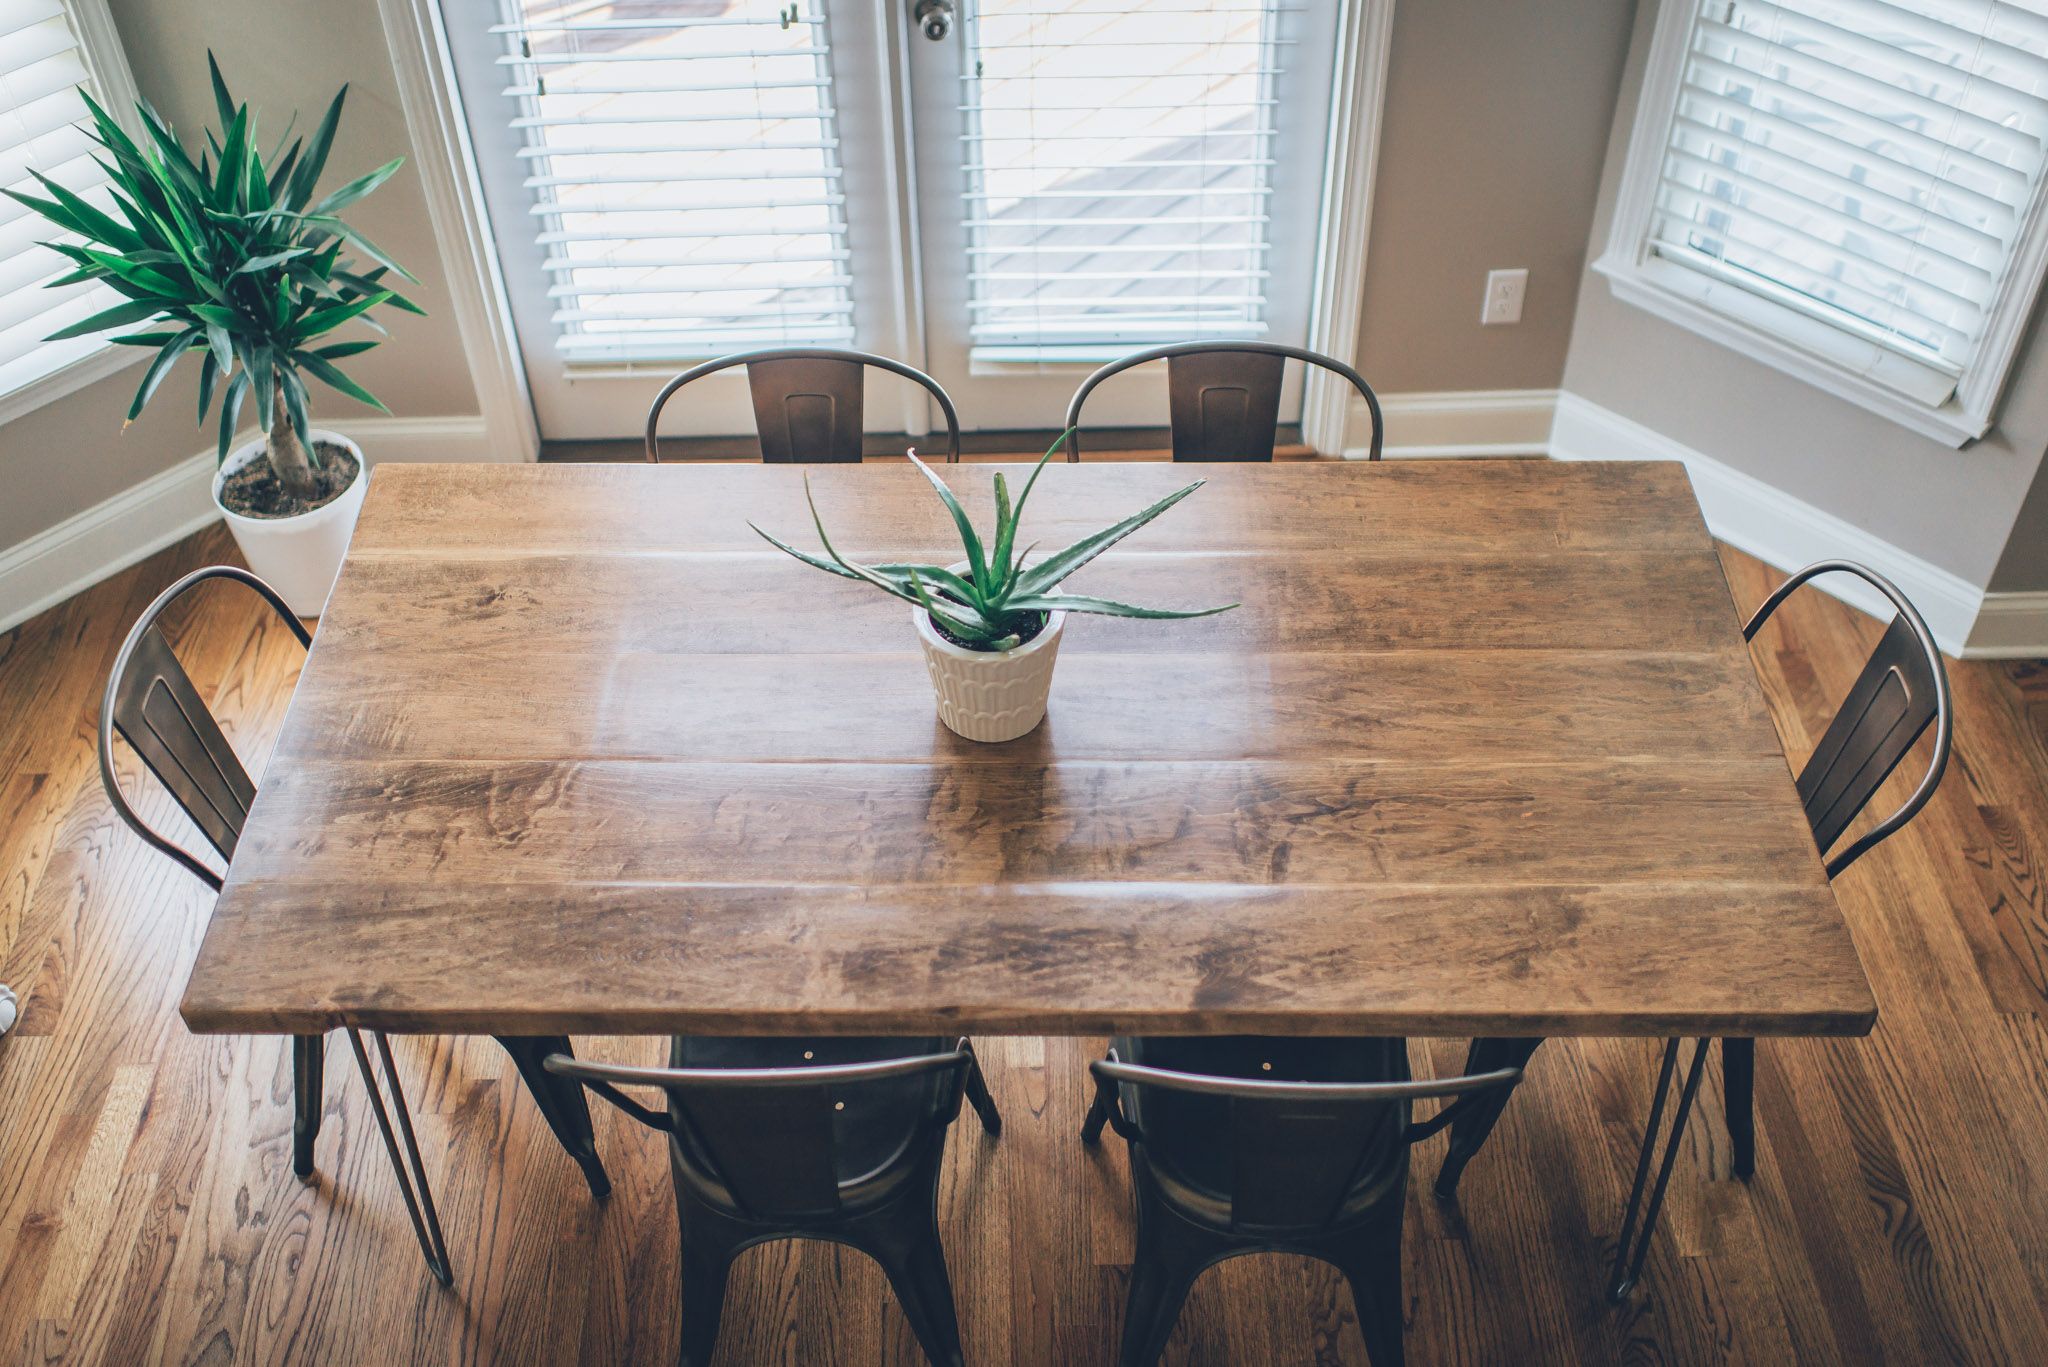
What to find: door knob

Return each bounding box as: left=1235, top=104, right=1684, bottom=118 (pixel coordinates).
left=914, top=0, right=954, bottom=41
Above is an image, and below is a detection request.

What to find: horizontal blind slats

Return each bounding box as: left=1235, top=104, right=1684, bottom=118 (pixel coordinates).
left=960, top=0, right=1283, bottom=353
left=1654, top=179, right=1991, bottom=306
left=1679, top=49, right=2032, bottom=197
left=491, top=0, right=855, bottom=362
left=0, top=0, right=64, bottom=45
left=1646, top=0, right=2048, bottom=375
left=1661, top=144, right=2002, bottom=271
left=0, top=0, right=124, bottom=385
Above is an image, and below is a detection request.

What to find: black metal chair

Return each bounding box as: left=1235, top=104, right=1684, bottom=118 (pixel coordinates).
left=1435, top=560, right=1953, bottom=1301
left=97, top=566, right=619, bottom=1283
left=1062, top=340, right=1385, bottom=462
left=644, top=346, right=963, bottom=464
left=1080, top=1036, right=1523, bottom=1367
left=547, top=1036, right=1001, bottom=1367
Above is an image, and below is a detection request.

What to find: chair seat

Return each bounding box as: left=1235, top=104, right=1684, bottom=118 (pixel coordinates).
left=666, top=1036, right=953, bottom=1213
left=1113, top=1036, right=1411, bottom=1233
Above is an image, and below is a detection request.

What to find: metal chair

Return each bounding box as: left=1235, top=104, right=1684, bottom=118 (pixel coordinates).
left=547, top=1036, right=1001, bottom=1367
left=1062, top=340, right=1385, bottom=462
left=1080, top=1036, right=1523, bottom=1367
left=98, top=566, right=617, bottom=1283
left=644, top=347, right=963, bottom=464
left=1436, top=560, right=1953, bottom=1302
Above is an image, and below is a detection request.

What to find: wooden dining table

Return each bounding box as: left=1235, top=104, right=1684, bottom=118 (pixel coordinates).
left=179, top=457, right=1874, bottom=1285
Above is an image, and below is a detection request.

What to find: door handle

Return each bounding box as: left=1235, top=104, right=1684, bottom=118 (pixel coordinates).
left=914, top=0, right=954, bottom=41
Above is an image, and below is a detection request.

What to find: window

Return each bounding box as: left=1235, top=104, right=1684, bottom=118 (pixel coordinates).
left=0, top=0, right=142, bottom=416
left=485, top=0, right=856, bottom=363
left=959, top=0, right=1284, bottom=362
left=1595, top=0, right=2048, bottom=446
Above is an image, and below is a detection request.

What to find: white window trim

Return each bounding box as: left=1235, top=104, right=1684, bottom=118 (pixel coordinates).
left=1592, top=0, right=2048, bottom=450
left=0, top=0, right=151, bottom=427
left=1300, top=0, right=1394, bottom=454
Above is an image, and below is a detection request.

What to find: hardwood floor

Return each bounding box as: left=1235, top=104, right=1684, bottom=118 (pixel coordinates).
left=1, top=519, right=2045, bottom=1365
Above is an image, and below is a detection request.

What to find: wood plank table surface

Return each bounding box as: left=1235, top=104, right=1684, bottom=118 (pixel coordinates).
left=180, top=460, right=1876, bottom=1041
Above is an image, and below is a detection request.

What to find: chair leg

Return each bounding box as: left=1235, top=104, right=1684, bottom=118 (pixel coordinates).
left=856, top=1193, right=968, bottom=1367
left=346, top=1029, right=453, bottom=1286
left=1434, top=1037, right=1544, bottom=1200
left=673, top=1187, right=744, bottom=1367
left=1117, top=1174, right=1225, bottom=1367
left=292, top=1033, right=325, bottom=1181
left=1723, top=1037, right=1756, bottom=1180
left=1081, top=1073, right=1115, bottom=1146
left=1329, top=1210, right=1407, bottom=1367
left=497, top=1034, right=612, bottom=1199
left=961, top=1044, right=1002, bottom=1138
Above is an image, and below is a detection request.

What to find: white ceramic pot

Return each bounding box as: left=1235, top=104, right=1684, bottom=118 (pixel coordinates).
left=213, top=428, right=368, bottom=617
left=914, top=590, right=1066, bottom=743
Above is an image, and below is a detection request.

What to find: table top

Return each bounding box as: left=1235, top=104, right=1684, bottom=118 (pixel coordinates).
left=181, top=459, right=1875, bottom=1039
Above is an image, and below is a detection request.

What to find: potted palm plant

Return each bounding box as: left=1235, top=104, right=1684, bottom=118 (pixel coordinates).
left=753, top=434, right=1237, bottom=742
left=3, top=56, right=422, bottom=615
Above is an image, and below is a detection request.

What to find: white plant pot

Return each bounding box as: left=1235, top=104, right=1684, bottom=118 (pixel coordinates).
left=213, top=428, right=367, bottom=617
left=914, top=589, right=1066, bottom=743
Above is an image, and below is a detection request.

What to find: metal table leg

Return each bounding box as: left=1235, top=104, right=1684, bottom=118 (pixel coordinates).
left=1607, top=1037, right=1710, bottom=1303
left=498, top=1034, right=612, bottom=1199
left=347, top=1029, right=453, bottom=1286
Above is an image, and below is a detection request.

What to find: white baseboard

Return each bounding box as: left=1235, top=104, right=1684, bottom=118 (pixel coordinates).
left=1549, top=392, right=1994, bottom=656
left=0, top=450, right=220, bottom=635
left=0, top=415, right=499, bottom=634
left=1965, top=592, right=2048, bottom=659
left=1344, top=388, right=1557, bottom=459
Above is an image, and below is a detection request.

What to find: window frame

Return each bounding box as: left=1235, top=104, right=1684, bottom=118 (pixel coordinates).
left=0, top=0, right=148, bottom=427
left=1593, top=0, right=2048, bottom=449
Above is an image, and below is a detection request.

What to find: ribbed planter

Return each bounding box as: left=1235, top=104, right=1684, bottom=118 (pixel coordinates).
left=913, top=597, right=1066, bottom=743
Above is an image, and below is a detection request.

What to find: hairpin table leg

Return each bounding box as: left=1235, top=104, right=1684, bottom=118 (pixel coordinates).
left=1608, top=1037, right=1710, bottom=1303
left=346, top=1028, right=452, bottom=1286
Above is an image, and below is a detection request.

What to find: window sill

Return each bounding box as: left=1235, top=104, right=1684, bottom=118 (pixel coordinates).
left=0, top=341, right=149, bottom=431
left=1592, top=252, right=1989, bottom=450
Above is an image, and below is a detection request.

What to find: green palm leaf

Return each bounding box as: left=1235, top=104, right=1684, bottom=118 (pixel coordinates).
left=7, top=50, right=419, bottom=467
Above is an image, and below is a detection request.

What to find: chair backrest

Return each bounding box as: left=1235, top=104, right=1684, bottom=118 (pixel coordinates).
left=1062, top=341, right=1385, bottom=463
left=644, top=347, right=963, bottom=464
left=1090, top=1041, right=1521, bottom=1236
left=1743, top=561, right=1952, bottom=877
left=98, top=566, right=310, bottom=892
left=547, top=1041, right=972, bottom=1222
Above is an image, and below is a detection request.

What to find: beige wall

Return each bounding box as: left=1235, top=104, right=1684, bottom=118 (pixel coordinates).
left=1355, top=0, right=1636, bottom=392
left=1990, top=459, right=2048, bottom=592
left=1560, top=0, right=2048, bottom=592
left=0, top=0, right=477, bottom=549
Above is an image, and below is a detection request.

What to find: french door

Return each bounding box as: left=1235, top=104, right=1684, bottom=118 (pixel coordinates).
left=444, top=0, right=1342, bottom=442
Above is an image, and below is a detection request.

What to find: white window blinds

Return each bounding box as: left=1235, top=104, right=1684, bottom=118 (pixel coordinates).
left=490, top=0, right=855, bottom=363
left=0, top=0, right=126, bottom=398
left=1652, top=0, right=2048, bottom=398
left=959, top=0, right=1281, bottom=358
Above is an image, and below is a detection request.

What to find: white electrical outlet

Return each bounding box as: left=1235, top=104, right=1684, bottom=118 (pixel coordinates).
left=1482, top=268, right=1528, bottom=325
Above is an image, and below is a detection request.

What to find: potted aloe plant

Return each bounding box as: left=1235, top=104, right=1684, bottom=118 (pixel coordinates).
left=3, top=56, right=422, bottom=614
left=753, top=434, right=1237, bottom=742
